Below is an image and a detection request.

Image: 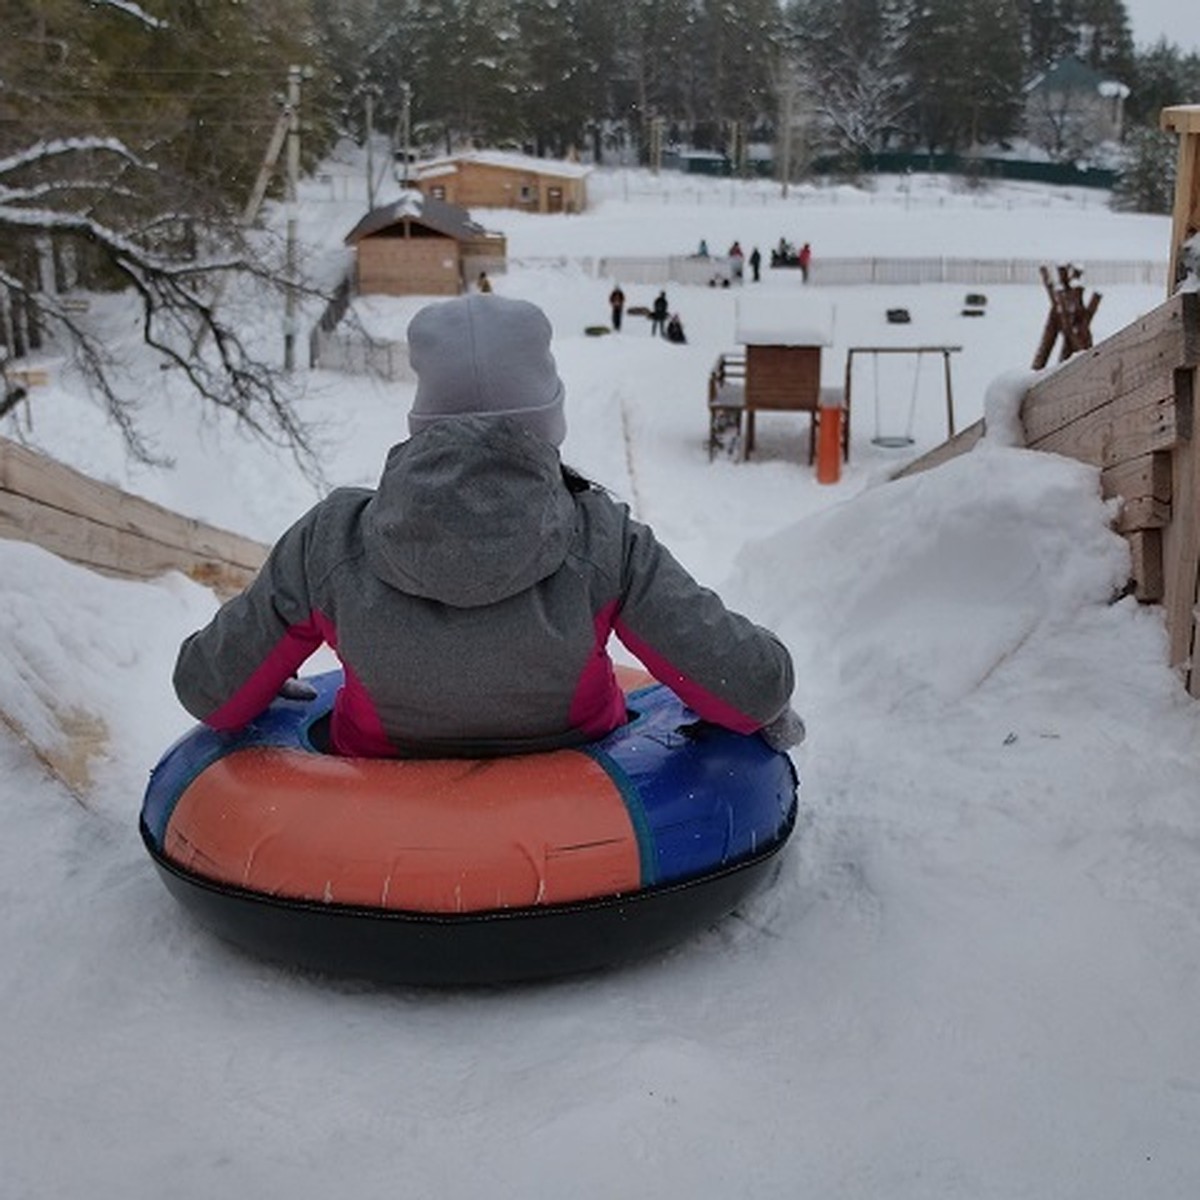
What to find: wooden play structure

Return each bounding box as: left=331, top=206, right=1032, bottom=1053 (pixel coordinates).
left=0, top=436, right=267, bottom=598
left=1032, top=263, right=1101, bottom=368
left=708, top=297, right=843, bottom=462
left=899, top=105, right=1200, bottom=698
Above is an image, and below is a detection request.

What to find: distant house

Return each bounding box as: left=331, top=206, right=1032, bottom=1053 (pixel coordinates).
left=1024, top=57, right=1130, bottom=161
left=343, top=192, right=506, bottom=297
left=412, top=150, right=591, bottom=214
left=679, top=149, right=731, bottom=177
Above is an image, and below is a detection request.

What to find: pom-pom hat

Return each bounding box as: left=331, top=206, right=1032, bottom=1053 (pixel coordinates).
left=406, top=294, right=566, bottom=447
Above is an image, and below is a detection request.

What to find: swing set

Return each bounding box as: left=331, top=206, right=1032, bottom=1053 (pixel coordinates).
left=843, top=345, right=962, bottom=449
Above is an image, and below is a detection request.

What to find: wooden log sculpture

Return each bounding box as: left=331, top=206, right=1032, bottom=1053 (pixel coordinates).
left=1031, top=264, right=1101, bottom=369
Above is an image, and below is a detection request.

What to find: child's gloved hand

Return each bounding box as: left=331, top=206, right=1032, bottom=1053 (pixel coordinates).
left=278, top=677, right=318, bottom=702
left=759, top=706, right=806, bottom=751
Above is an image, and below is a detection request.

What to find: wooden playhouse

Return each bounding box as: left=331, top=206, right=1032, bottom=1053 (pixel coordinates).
left=708, top=295, right=840, bottom=461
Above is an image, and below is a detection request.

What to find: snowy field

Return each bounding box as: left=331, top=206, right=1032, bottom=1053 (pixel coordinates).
left=2, top=150, right=1199, bottom=1199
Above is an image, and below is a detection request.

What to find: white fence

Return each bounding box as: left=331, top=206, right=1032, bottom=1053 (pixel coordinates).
left=593, top=253, right=1165, bottom=288
left=309, top=253, right=1167, bottom=379
left=310, top=326, right=414, bottom=381
left=807, top=256, right=1167, bottom=287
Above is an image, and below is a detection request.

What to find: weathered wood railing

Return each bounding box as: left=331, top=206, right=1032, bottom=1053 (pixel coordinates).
left=0, top=435, right=267, bottom=598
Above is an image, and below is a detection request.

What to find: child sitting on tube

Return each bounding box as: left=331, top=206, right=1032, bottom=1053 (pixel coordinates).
left=173, top=295, right=805, bottom=758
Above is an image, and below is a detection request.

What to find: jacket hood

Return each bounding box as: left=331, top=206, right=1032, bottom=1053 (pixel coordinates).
left=361, top=416, right=576, bottom=608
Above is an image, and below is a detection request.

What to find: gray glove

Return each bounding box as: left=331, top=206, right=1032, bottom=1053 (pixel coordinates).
left=278, top=677, right=318, bottom=702
left=759, top=706, right=806, bottom=752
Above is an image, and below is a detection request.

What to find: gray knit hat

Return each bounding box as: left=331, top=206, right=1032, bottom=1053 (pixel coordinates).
left=406, top=295, right=566, bottom=446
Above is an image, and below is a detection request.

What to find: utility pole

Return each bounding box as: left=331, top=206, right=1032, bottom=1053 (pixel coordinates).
left=649, top=116, right=664, bottom=176
left=396, top=82, right=413, bottom=187
left=283, top=63, right=301, bottom=373
left=188, top=92, right=290, bottom=359
left=365, top=88, right=376, bottom=209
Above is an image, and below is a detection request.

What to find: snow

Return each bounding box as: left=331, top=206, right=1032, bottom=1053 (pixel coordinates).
left=418, top=148, right=595, bottom=181
left=735, top=294, right=835, bottom=346
left=3, top=148, right=1200, bottom=1199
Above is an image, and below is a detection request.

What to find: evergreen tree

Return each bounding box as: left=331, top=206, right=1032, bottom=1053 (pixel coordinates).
left=1126, top=41, right=1200, bottom=125
left=1075, top=0, right=1134, bottom=79
left=512, top=0, right=595, bottom=156
left=1111, top=123, right=1175, bottom=212
left=961, top=0, right=1026, bottom=147
left=402, top=0, right=518, bottom=152
left=690, top=0, right=782, bottom=155
left=1019, top=0, right=1083, bottom=72
left=901, top=0, right=970, bottom=152
left=620, top=0, right=697, bottom=159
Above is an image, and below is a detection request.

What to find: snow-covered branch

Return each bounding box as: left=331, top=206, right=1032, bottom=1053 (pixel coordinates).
left=0, top=137, right=151, bottom=178
left=88, top=0, right=168, bottom=31
left=0, top=127, right=321, bottom=479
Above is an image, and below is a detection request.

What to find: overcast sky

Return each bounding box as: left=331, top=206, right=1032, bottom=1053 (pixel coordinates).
left=1124, top=0, right=1199, bottom=53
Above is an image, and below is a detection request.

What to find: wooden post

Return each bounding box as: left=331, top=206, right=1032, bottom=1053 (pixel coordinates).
left=1160, top=105, right=1200, bottom=294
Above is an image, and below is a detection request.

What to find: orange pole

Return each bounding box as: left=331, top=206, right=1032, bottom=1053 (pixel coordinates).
left=816, top=403, right=842, bottom=484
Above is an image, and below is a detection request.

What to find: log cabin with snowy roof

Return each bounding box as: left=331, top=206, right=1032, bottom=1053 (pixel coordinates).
left=412, top=150, right=591, bottom=214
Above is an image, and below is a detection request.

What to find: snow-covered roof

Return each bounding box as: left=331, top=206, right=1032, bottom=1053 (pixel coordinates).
left=735, top=295, right=835, bottom=347
left=416, top=162, right=458, bottom=181
left=416, top=149, right=593, bottom=181
left=1025, top=56, right=1127, bottom=97
left=343, top=191, right=494, bottom=244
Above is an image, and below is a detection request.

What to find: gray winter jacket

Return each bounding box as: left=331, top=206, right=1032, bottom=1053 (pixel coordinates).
left=174, top=417, right=794, bottom=757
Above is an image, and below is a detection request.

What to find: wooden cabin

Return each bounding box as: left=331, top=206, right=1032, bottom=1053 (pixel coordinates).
left=344, top=193, right=506, bottom=297
left=413, top=151, right=591, bottom=214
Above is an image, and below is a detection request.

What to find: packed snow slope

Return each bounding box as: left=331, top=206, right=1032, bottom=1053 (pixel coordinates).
left=2, top=151, right=1199, bottom=1199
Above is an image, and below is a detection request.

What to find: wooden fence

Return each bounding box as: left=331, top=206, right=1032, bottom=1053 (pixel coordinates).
left=0, top=435, right=267, bottom=598
left=899, top=291, right=1199, bottom=698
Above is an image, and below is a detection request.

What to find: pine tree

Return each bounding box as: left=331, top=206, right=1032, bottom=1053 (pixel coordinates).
left=1111, top=123, right=1175, bottom=212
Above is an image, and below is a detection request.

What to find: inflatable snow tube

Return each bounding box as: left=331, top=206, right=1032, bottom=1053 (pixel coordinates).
left=140, top=670, right=799, bottom=986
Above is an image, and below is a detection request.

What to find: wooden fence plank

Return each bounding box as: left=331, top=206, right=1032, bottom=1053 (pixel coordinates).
left=1025, top=388, right=1178, bottom=468
left=1127, top=531, right=1165, bottom=602
left=1102, top=451, right=1173, bottom=533
left=1022, top=293, right=1196, bottom=444
left=891, top=419, right=985, bottom=479
left=1159, top=365, right=1199, bottom=694
left=0, top=435, right=267, bottom=597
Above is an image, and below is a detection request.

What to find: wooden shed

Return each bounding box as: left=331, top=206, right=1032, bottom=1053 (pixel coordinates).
left=344, top=193, right=506, bottom=297
left=413, top=150, right=591, bottom=214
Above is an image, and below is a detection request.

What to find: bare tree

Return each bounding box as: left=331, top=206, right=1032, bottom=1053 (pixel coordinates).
left=0, top=136, right=323, bottom=478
